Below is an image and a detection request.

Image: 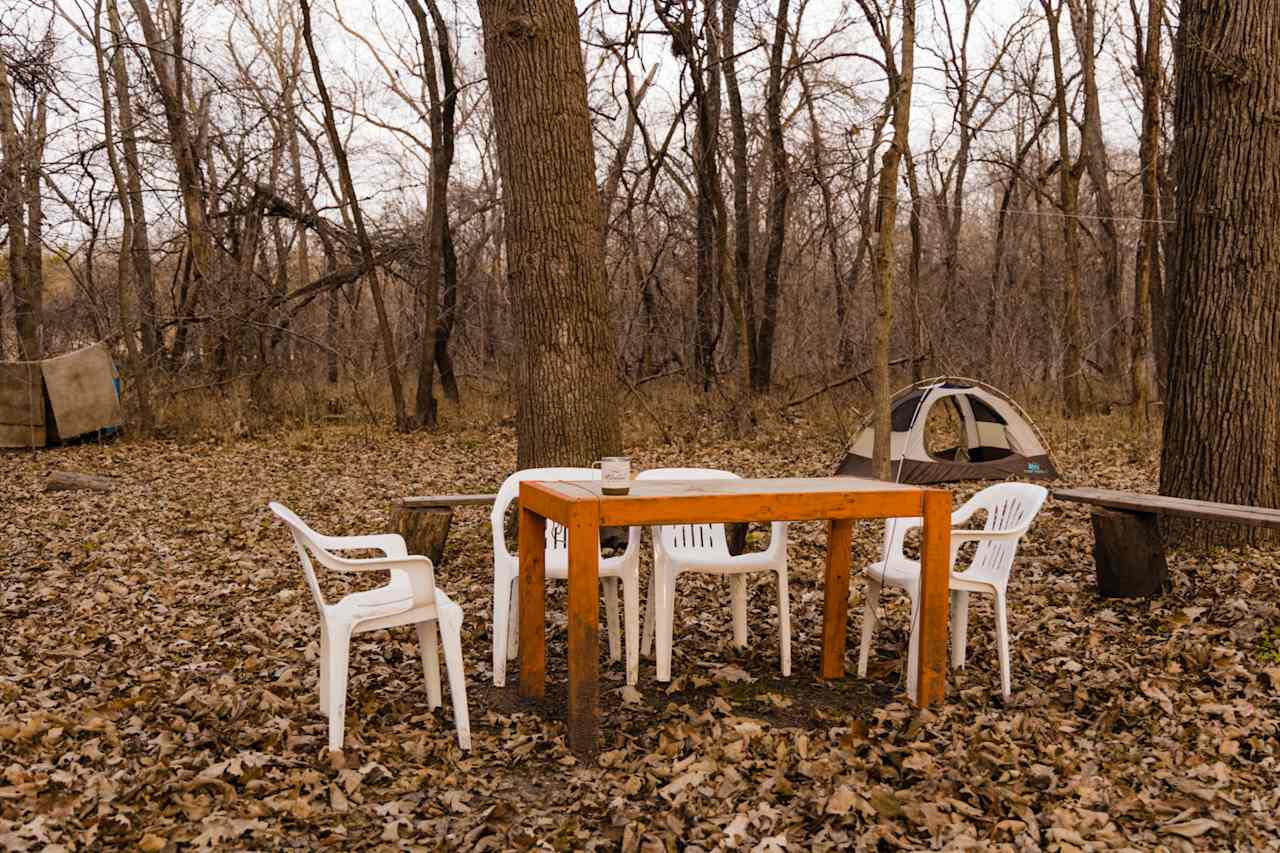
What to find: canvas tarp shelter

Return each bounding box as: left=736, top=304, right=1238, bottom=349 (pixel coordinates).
left=0, top=343, right=123, bottom=448
left=836, top=377, right=1058, bottom=484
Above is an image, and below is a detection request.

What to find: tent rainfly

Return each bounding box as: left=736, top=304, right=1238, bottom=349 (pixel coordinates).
left=0, top=343, right=123, bottom=448
left=836, top=377, right=1058, bottom=484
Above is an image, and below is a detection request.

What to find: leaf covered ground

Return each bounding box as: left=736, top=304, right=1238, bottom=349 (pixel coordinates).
left=1, top=410, right=1278, bottom=850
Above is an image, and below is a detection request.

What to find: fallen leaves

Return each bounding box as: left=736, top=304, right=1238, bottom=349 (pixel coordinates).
left=0, top=413, right=1276, bottom=848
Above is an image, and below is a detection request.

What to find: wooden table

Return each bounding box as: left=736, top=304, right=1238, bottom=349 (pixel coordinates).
left=517, top=476, right=952, bottom=755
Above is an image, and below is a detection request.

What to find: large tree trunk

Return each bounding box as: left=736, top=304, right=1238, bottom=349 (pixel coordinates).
left=477, top=0, right=622, bottom=467
left=1159, top=0, right=1280, bottom=546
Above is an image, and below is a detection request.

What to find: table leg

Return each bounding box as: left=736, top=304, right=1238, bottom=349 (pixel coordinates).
left=820, top=517, right=855, bottom=679
left=565, top=505, right=600, bottom=755
left=518, top=506, right=547, bottom=699
left=916, top=490, right=951, bottom=706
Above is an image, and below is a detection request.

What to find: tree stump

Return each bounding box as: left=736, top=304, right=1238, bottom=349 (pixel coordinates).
left=390, top=502, right=453, bottom=567
left=1091, top=508, right=1168, bottom=597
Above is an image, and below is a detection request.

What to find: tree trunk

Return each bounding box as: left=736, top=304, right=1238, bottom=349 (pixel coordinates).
left=1043, top=0, right=1086, bottom=414
left=128, top=0, right=212, bottom=352
left=1159, top=0, right=1280, bottom=547
left=22, top=92, right=46, bottom=353
left=1131, top=0, right=1164, bottom=424
left=722, top=0, right=755, bottom=399
left=108, top=0, right=159, bottom=362
left=477, top=0, right=622, bottom=467
left=300, top=0, right=409, bottom=430
left=1068, top=0, right=1124, bottom=385
left=95, top=0, right=154, bottom=432
left=753, top=0, right=792, bottom=392
left=405, top=0, right=454, bottom=430
left=863, top=1, right=914, bottom=480
left=0, top=59, right=37, bottom=361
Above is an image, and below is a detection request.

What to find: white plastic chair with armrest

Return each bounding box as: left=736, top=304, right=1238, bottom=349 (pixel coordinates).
left=490, top=468, right=642, bottom=687
left=856, top=482, right=1048, bottom=700
left=269, top=502, right=470, bottom=751
left=636, top=468, right=790, bottom=682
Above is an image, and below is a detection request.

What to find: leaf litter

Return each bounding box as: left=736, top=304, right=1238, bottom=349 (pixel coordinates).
left=0, top=411, right=1276, bottom=849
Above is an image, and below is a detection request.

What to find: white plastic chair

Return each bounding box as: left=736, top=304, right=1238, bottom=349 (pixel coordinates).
left=637, top=468, right=790, bottom=682
left=490, top=468, right=642, bottom=687
left=269, top=503, right=471, bottom=752
left=856, top=483, right=1048, bottom=700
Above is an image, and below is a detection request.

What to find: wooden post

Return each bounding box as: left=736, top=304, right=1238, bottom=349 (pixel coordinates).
left=565, top=504, right=600, bottom=755
left=915, top=489, right=951, bottom=706
left=1092, top=508, right=1168, bottom=597
left=389, top=502, right=452, bottom=566
left=820, top=518, right=855, bottom=678
left=518, top=505, right=547, bottom=699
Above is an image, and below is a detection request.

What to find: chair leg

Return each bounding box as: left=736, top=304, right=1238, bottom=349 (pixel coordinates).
left=730, top=575, right=748, bottom=648
left=623, top=570, right=640, bottom=686
left=492, top=573, right=512, bottom=687
left=951, top=590, right=970, bottom=670
left=318, top=625, right=330, bottom=714
left=655, top=566, right=677, bottom=682
left=857, top=577, right=882, bottom=678
left=642, top=563, right=657, bottom=659
left=994, top=592, right=1012, bottom=700
left=438, top=609, right=472, bottom=750
left=417, top=620, right=442, bottom=709
left=325, top=628, right=351, bottom=752
left=776, top=568, right=791, bottom=677
left=604, top=576, right=622, bottom=663
left=507, top=578, right=520, bottom=659
left=906, top=591, right=921, bottom=703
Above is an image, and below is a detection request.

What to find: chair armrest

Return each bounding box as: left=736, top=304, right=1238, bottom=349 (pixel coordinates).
left=331, top=555, right=438, bottom=606
left=316, top=533, right=408, bottom=558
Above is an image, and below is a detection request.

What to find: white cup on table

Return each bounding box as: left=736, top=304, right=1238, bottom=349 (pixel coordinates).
left=593, top=457, right=631, bottom=495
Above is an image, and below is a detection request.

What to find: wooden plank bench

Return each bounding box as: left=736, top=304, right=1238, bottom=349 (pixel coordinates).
left=1054, top=487, right=1280, bottom=597
left=390, top=494, right=497, bottom=567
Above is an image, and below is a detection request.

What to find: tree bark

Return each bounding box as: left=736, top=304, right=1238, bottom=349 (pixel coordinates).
left=477, top=0, right=622, bottom=467
left=1159, top=0, right=1280, bottom=546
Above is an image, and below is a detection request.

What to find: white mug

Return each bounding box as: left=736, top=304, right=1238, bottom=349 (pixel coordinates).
left=593, top=456, right=631, bottom=495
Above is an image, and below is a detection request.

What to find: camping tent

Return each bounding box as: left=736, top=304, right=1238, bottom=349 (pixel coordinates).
left=835, top=377, right=1058, bottom=484
left=0, top=343, right=123, bottom=448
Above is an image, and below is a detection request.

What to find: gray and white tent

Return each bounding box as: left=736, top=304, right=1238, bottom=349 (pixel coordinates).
left=836, top=377, right=1058, bottom=484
